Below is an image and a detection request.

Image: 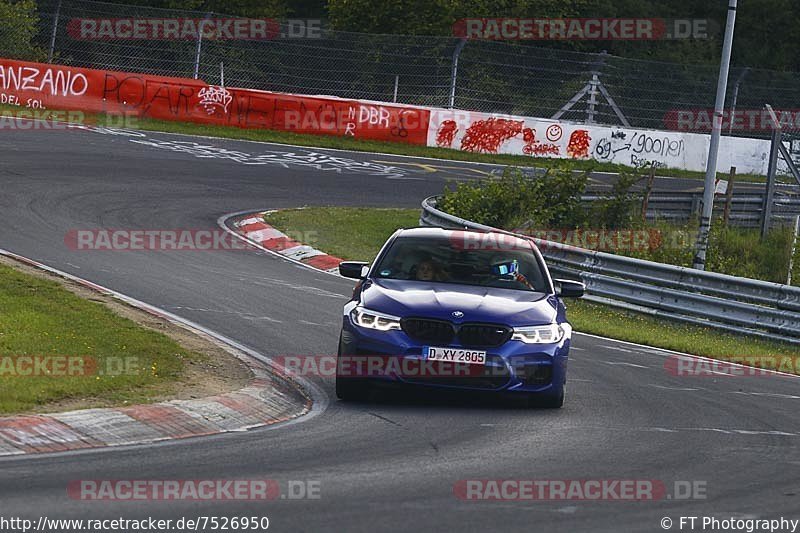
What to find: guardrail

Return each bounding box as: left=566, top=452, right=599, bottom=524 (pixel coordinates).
left=582, top=191, right=800, bottom=228
left=420, top=196, right=800, bottom=346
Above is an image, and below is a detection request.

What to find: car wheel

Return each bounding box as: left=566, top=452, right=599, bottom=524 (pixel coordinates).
left=336, top=331, right=370, bottom=402
left=335, top=376, right=370, bottom=401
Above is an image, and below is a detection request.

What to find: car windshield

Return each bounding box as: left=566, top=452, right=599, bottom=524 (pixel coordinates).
left=373, top=233, right=548, bottom=292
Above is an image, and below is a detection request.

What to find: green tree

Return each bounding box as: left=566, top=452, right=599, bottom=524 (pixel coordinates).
left=0, top=0, right=45, bottom=61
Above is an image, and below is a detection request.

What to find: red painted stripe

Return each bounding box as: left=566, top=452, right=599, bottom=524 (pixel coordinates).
left=261, top=237, right=301, bottom=251
left=304, top=254, right=343, bottom=271
left=121, top=404, right=219, bottom=439
left=0, top=416, right=100, bottom=453
left=239, top=222, right=269, bottom=232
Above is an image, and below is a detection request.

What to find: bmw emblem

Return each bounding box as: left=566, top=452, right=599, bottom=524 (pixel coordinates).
left=451, top=311, right=464, bottom=319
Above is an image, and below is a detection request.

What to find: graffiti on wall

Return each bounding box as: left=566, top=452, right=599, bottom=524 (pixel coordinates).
left=566, top=130, right=591, bottom=159
left=0, top=64, right=89, bottom=97
left=435, top=119, right=458, bottom=147
left=197, top=85, right=232, bottom=115
left=522, top=128, right=560, bottom=156
left=0, top=58, right=430, bottom=145
left=423, top=110, right=753, bottom=173
left=461, top=118, right=524, bottom=153
left=594, top=129, right=685, bottom=168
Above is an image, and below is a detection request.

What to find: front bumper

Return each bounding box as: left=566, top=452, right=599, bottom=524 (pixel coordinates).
left=340, top=316, right=569, bottom=394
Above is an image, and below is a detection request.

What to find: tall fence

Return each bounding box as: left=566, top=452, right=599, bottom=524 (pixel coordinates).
left=11, top=0, right=800, bottom=138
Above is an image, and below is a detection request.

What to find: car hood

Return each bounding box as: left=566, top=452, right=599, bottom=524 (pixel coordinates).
left=361, top=279, right=558, bottom=326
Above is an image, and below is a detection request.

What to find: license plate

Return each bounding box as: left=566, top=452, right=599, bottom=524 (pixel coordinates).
left=424, top=346, right=486, bottom=365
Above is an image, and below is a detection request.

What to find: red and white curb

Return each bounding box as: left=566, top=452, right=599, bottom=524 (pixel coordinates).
left=233, top=213, right=344, bottom=273
left=0, top=249, right=315, bottom=457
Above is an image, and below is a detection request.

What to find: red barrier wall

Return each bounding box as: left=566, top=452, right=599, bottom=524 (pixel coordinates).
left=0, top=58, right=429, bottom=144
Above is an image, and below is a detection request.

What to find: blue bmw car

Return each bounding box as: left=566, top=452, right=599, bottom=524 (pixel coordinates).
left=336, top=227, right=584, bottom=408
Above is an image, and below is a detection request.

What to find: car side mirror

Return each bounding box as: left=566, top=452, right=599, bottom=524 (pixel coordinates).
left=553, top=278, right=584, bottom=298
left=339, top=261, right=369, bottom=279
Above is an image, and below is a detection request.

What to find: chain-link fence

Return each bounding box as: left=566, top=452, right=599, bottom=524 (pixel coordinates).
left=5, top=0, right=800, bottom=137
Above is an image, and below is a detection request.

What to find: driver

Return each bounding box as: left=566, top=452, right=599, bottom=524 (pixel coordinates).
left=415, top=258, right=447, bottom=281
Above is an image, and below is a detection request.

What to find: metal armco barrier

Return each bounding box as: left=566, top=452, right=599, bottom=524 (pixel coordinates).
left=581, top=191, right=800, bottom=228
left=420, top=196, right=800, bottom=345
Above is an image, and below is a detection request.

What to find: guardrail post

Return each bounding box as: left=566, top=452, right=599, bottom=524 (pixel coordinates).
left=641, top=165, right=656, bottom=222
left=723, top=166, right=736, bottom=226
left=690, top=195, right=702, bottom=218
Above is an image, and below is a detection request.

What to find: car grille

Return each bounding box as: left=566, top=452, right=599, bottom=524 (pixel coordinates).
left=401, top=318, right=512, bottom=349
left=457, top=324, right=512, bottom=348
left=401, top=318, right=455, bottom=344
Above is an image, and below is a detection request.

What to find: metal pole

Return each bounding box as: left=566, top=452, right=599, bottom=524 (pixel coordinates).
left=220, top=62, right=224, bottom=87
left=789, top=215, right=800, bottom=285
left=193, top=12, right=212, bottom=79
left=449, top=38, right=467, bottom=109
left=587, top=75, right=599, bottom=124
left=692, top=0, right=738, bottom=271
left=47, top=0, right=62, bottom=63
left=762, top=105, right=782, bottom=240
left=728, top=67, right=749, bottom=135
left=763, top=128, right=780, bottom=239
left=393, top=75, right=399, bottom=103
left=586, top=51, right=607, bottom=124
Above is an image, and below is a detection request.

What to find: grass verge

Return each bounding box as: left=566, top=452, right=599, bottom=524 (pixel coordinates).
left=264, top=207, right=800, bottom=367
left=0, top=258, right=251, bottom=415
left=0, top=103, right=774, bottom=183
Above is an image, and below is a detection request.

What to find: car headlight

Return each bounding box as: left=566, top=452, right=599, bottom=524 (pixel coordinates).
left=350, top=307, right=402, bottom=331
left=511, top=323, right=569, bottom=344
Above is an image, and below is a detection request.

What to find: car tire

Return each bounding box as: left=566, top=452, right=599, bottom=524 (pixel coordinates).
left=528, top=386, right=565, bottom=409
left=335, top=377, right=370, bottom=401
left=336, top=331, right=370, bottom=402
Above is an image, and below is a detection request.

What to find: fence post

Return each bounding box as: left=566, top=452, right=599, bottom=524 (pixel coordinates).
left=193, top=12, right=212, bottom=79
left=641, top=165, right=656, bottom=222
left=393, top=75, right=399, bottom=103
left=790, top=215, right=800, bottom=285
left=47, top=0, right=63, bottom=63
left=586, top=51, right=608, bottom=124
left=449, top=38, right=467, bottom=109
left=763, top=128, right=780, bottom=239
left=723, top=166, right=736, bottom=226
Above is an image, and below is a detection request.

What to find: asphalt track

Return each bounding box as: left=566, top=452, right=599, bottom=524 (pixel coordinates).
left=1, top=126, right=799, bottom=533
